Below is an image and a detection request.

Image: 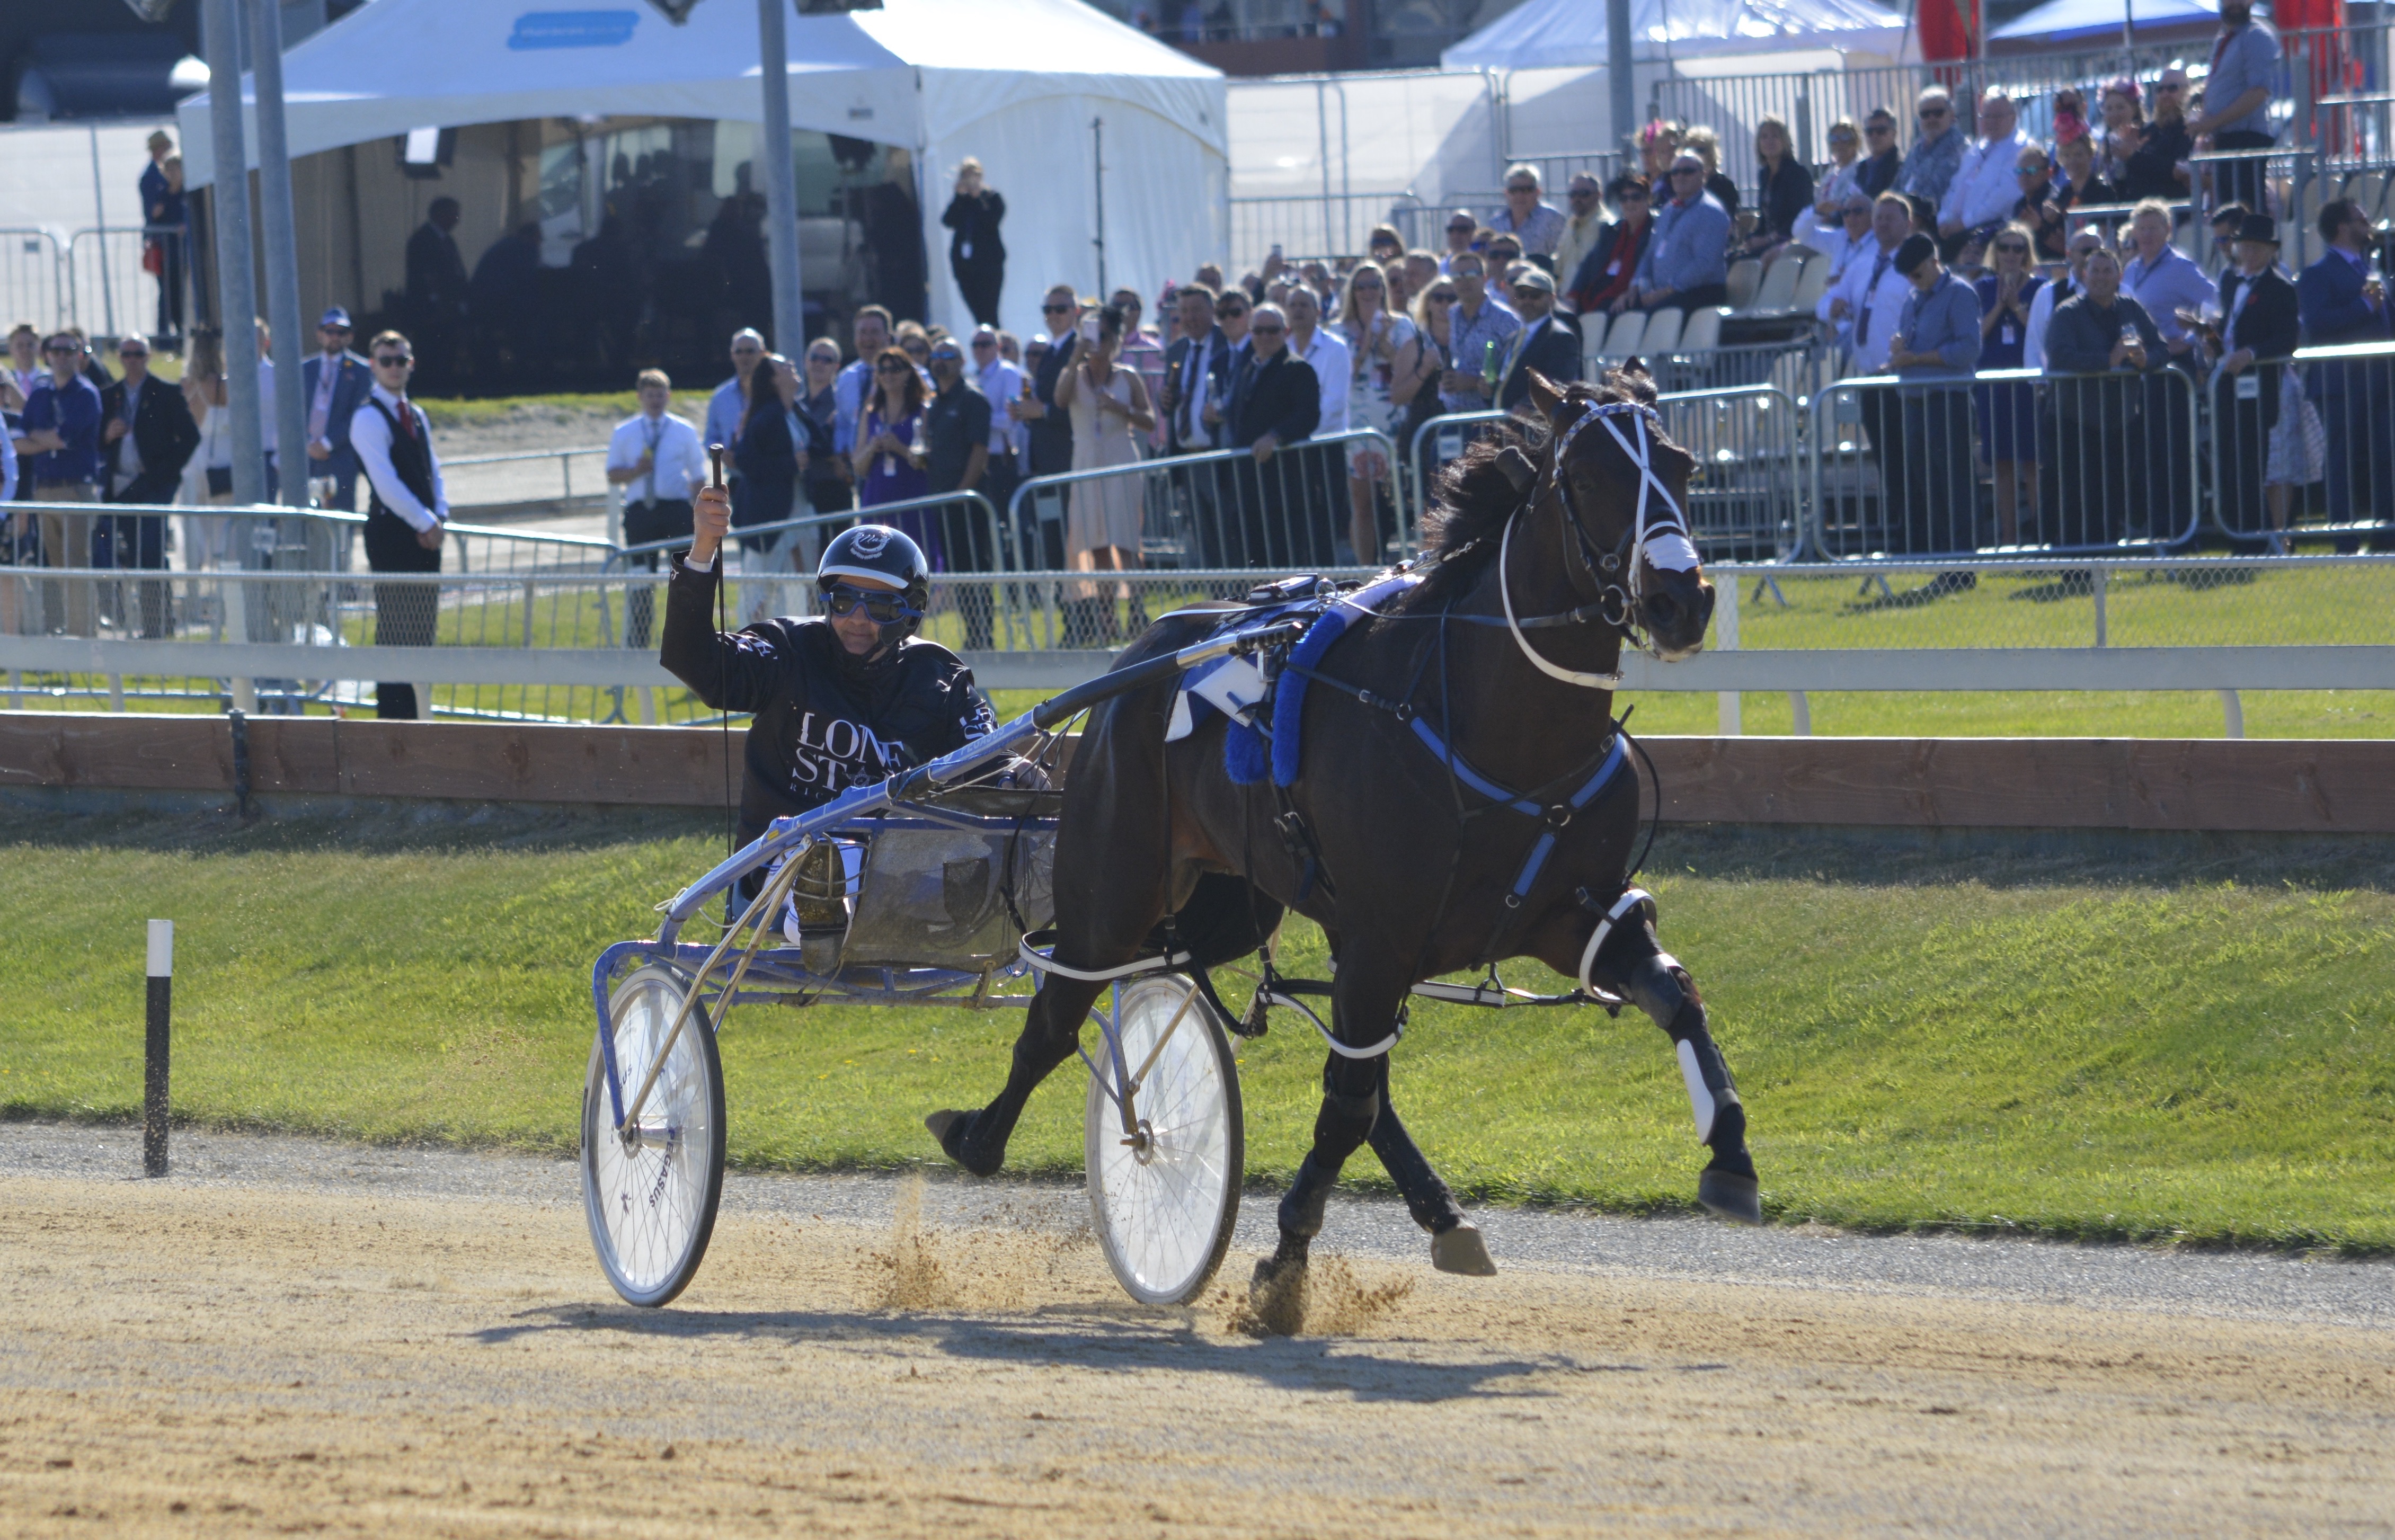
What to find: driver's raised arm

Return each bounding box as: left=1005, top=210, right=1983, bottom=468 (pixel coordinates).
left=660, top=552, right=794, bottom=715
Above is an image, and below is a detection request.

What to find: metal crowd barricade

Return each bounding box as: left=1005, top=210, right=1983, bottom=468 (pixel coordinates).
left=439, top=444, right=613, bottom=521
left=0, top=228, right=67, bottom=335
left=64, top=227, right=155, bottom=342
left=2212, top=341, right=2395, bottom=549
left=1809, top=367, right=2203, bottom=561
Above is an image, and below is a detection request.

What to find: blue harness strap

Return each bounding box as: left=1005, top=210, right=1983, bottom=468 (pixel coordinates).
left=1407, top=719, right=1628, bottom=902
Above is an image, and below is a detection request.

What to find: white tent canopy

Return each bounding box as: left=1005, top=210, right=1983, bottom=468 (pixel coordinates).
left=179, top=0, right=1228, bottom=338
left=1441, top=0, right=1910, bottom=68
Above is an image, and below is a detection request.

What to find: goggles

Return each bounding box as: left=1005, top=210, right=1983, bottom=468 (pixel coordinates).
left=820, top=582, right=921, bottom=625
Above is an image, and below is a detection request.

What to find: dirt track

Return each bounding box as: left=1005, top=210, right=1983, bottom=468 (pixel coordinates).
left=3, top=1125, right=2392, bottom=1538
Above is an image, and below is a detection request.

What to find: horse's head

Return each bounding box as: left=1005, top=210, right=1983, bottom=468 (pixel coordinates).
left=1527, top=368, right=1714, bottom=662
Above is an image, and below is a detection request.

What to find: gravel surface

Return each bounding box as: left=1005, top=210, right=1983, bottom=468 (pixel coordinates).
left=10, top=1119, right=2385, bottom=1330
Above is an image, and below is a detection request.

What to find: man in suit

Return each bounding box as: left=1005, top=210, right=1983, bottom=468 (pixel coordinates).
left=404, top=198, right=468, bottom=391
left=1497, top=269, right=1581, bottom=411
left=2208, top=215, right=2301, bottom=540
left=300, top=307, right=372, bottom=511
left=2298, top=198, right=2394, bottom=541
left=1159, top=283, right=1233, bottom=456
left=96, top=334, right=198, bottom=637
left=1220, top=302, right=1321, bottom=569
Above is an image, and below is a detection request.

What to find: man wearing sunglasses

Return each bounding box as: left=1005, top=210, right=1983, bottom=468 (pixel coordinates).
left=665, top=509, right=997, bottom=883
left=349, top=331, right=449, bottom=719
left=17, top=332, right=106, bottom=635
left=1893, top=87, right=1965, bottom=210
left=301, top=307, right=371, bottom=511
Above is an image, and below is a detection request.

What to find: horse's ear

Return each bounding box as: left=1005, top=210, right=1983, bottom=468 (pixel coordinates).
left=1524, top=369, right=1568, bottom=424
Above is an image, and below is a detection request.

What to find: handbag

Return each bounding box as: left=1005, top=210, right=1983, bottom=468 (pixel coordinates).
left=206, top=467, right=232, bottom=496
left=141, top=239, right=164, bottom=275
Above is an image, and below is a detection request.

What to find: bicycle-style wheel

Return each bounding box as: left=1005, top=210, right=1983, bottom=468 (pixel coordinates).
left=1085, top=975, right=1244, bottom=1305
left=581, top=965, right=727, bottom=1308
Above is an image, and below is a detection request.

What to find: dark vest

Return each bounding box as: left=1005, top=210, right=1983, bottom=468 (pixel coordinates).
left=363, top=396, right=436, bottom=524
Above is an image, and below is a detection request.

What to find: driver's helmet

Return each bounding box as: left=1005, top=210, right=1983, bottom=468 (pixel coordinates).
left=816, top=524, right=930, bottom=637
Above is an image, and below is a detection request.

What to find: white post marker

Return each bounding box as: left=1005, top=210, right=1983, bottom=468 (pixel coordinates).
left=1715, top=569, right=1742, bottom=736
left=144, top=920, right=173, bottom=1178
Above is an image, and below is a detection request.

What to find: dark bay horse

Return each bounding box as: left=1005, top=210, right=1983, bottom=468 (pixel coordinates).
left=928, top=366, right=1763, bottom=1283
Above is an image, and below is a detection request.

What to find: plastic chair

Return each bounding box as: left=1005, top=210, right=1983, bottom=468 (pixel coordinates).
left=1750, top=253, right=1805, bottom=313
left=1791, top=253, right=1833, bottom=313
left=1601, top=309, right=1647, bottom=361
left=1725, top=257, right=1763, bottom=312
left=1640, top=307, right=1685, bottom=354
left=2346, top=170, right=2388, bottom=218
left=1676, top=305, right=1724, bottom=357
left=1577, top=309, right=1608, bottom=371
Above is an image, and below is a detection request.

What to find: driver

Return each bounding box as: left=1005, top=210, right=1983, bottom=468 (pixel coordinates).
left=663, top=486, right=998, bottom=901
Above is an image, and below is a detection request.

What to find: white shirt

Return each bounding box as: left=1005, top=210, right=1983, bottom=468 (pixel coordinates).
left=348, top=382, right=448, bottom=532
left=1815, top=235, right=1912, bottom=376
left=975, top=357, right=1024, bottom=455
left=1939, top=128, right=2037, bottom=233
left=606, top=410, right=706, bottom=505
left=113, top=373, right=147, bottom=494
left=1807, top=220, right=1865, bottom=278
left=308, top=349, right=341, bottom=446
left=1290, top=326, right=1350, bottom=435
left=256, top=358, right=277, bottom=456
left=2025, top=278, right=2069, bottom=373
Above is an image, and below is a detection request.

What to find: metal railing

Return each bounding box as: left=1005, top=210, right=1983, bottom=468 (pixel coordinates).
left=1809, top=366, right=2205, bottom=560
left=2212, top=340, right=2395, bottom=548
left=438, top=444, right=616, bottom=521
left=0, top=228, right=68, bottom=336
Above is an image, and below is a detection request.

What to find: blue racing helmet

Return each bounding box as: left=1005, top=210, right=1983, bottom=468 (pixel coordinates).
left=817, top=524, right=930, bottom=637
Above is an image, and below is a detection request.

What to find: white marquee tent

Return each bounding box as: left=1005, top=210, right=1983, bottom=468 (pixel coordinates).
left=1441, top=0, right=1911, bottom=68
left=178, top=0, right=1228, bottom=338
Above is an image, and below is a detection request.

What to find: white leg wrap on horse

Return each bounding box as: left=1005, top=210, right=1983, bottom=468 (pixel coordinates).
left=1677, top=1038, right=1717, bottom=1143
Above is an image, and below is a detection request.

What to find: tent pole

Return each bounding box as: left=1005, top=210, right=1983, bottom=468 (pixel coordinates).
left=1093, top=116, right=1107, bottom=299
left=250, top=0, right=309, bottom=511
left=203, top=0, right=266, bottom=508
left=1607, top=0, right=1637, bottom=155
left=757, top=0, right=805, bottom=351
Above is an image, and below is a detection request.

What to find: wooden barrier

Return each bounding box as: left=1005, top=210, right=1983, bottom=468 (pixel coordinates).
left=3, top=713, right=2391, bottom=833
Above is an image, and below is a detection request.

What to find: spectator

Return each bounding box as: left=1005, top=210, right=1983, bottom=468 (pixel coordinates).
left=917, top=337, right=998, bottom=648
left=250, top=318, right=280, bottom=500
left=1111, top=285, right=1168, bottom=446
left=1337, top=261, right=1427, bottom=564
left=350, top=331, right=448, bottom=719
left=707, top=328, right=767, bottom=458
left=403, top=197, right=468, bottom=388
left=1053, top=304, right=1154, bottom=640
left=733, top=352, right=807, bottom=616
left=139, top=131, right=185, bottom=342
left=1194, top=262, right=1226, bottom=293
left=854, top=346, right=937, bottom=564
left=1214, top=302, right=1319, bottom=567
left=1483, top=232, right=1528, bottom=291
left=2144, top=68, right=2196, bottom=191
left=1215, top=284, right=1252, bottom=357
left=177, top=327, right=236, bottom=573
left=1439, top=208, right=1479, bottom=274
left=1017, top=336, right=1049, bottom=476
left=65, top=328, right=112, bottom=393
left=942, top=157, right=1006, bottom=328
left=2188, top=1, right=2281, bottom=213
left=1368, top=225, right=1405, bottom=270
left=1569, top=174, right=1653, bottom=315
left=2015, top=146, right=2068, bottom=263
left=1745, top=116, right=1816, bottom=256
left=1680, top=126, right=1741, bottom=218
left=469, top=222, right=543, bottom=360
left=1552, top=174, right=1607, bottom=298
left=606, top=367, right=707, bottom=649
left=1894, top=87, right=1965, bottom=209
left=2297, top=198, right=2393, bottom=540
left=2205, top=213, right=2300, bottom=540
left=1283, top=285, right=1351, bottom=564
left=1161, top=284, right=1232, bottom=455
left=2025, top=228, right=2105, bottom=373
left=1856, top=108, right=1903, bottom=198
left=5, top=324, right=39, bottom=407
left=2052, top=134, right=2119, bottom=230
left=1629, top=155, right=1732, bottom=314
left=1384, top=256, right=1416, bottom=318
left=968, top=324, right=1023, bottom=521
left=1816, top=197, right=1912, bottom=517
left=301, top=307, right=371, bottom=511
left=2044, top=248, right=2165, bottom=545
left=2096, top=78, right=2144, bottom=187
left=2210, top=201, right=2251, bottom=270
left=1298, top=262, right=1340, bottom=311
left=1492, top=163, right=1567, bottom=256
left=1636, top=119, right=1682, bottom=182
left=1814, top=195, right=1877, bottom=278
left=1810, top=119, right=1866, bottom=234
left=1402, top=250, right=1439, bottom=306
left=2052, top=86, right=2090, bottom=149
left=19, top=331, right=105, bottom=635
left=1015, top=285, right=1083, bottom=492
left=832, top=307, right=895, bottom=458
left=896, top=323, right=934, bottom=373
left=1938, top=90, right=2034, bottom=262
left=93, top=333, right=196, bottom=636
left=1435, top=251, right=1521, bottom=411
left=2124, top=198, right=2214, bottom=361
left=1882, top=234, right=1982, bottom=559
left=1973, top=225, right=2045, bottom=544
left=2113, top=121, right=2179, bottom=203
left=797, top=337, right=851, bottom=522
left=1495, top=268, right=1580, bottom=410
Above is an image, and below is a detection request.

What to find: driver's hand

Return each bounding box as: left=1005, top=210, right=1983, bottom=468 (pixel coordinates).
left=691, top=484, right=732, bottom=565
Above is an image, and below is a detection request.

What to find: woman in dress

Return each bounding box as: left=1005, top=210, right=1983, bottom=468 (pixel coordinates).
left=179, top=326, right=237, bottom=571
left=1404, top=275, right=1458, bottom=499
left=1051, top=304, right=1153, bottom=643
left=852, top=345, right=938, bottom=566
left=1973, top=225, right=2044, bottom=546
left=1336, top=261, right=1425, bottom=566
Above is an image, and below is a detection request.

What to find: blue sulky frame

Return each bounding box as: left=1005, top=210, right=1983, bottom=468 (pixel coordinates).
left=586, top=618, right=1312, bottom=1138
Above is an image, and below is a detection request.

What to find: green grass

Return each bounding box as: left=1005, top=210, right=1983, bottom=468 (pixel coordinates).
left=4, top=808, right=2390, bottom=1250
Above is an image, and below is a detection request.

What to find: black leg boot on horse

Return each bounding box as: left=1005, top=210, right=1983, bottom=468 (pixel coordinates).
left=1589, top=921, right=1761, bottom=1223
left=925, top=975, right=1104, bottom=1176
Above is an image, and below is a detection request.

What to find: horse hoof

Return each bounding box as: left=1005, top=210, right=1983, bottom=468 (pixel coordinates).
left=925, top=1109, right=1001, bottom=1176
left=1245, top=1241, right=1311, bottom=1337
left=1430, top=1222, right=1496, bottom=1276
left=1697, top=1165, right=1763, bottom=1225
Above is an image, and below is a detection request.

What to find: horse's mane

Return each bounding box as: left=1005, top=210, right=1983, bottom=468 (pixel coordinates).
left=1398, top=366, right=1661, bottom=613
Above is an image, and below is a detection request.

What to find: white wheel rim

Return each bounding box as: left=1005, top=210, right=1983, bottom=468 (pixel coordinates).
left=1089, top=982, right=1235, bottom=1302
left=587, top=976, right=714, bottom=1297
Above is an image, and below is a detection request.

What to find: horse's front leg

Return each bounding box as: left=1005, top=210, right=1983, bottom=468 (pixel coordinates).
left=927, top=974, right=1104, bottom=1177
left=1558, top=904, right=1763, bottom=1224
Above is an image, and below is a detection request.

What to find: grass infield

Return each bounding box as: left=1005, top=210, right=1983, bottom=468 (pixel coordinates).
left=2, top=805, right=2389, bottom=1252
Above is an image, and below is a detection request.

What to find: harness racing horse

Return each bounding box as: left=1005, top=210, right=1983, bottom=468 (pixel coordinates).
left=928, top=366, right=1762, bottom=1287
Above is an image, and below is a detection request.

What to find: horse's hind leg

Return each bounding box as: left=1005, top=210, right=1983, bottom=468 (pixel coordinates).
left=1368, top=1076, right=1495, bottom=1275
left=1257, top=962, right=1416, bottom=1286
left=1592, top=919, right=1762, bottom=1224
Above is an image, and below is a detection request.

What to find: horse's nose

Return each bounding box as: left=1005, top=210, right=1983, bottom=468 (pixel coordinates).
left=1643, top=587, right=1682, bottom=634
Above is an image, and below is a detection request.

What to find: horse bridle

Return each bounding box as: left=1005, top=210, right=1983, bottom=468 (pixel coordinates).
left=1497, top=399, right=1700, bottom=691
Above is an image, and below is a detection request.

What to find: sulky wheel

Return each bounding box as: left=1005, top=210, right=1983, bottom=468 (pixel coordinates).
left=581, top=965, right=728, bottom=1308
left=1085, top=975, right=1245, bottom=1305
